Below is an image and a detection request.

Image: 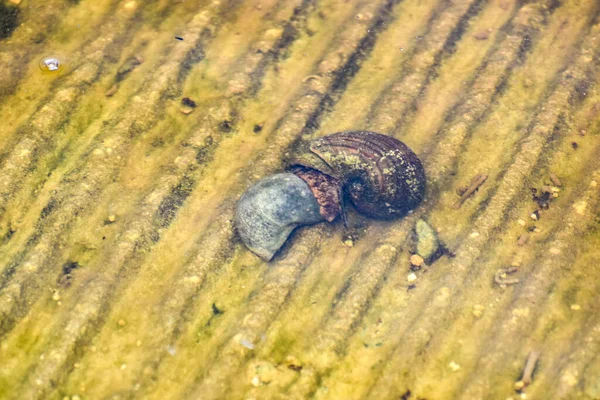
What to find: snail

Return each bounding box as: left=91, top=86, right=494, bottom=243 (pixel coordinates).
left=235, top=131, right=426, bottom=261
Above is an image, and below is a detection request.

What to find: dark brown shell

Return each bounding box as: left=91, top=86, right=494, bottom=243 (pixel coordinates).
left=295, top=131, right=426, bottom=219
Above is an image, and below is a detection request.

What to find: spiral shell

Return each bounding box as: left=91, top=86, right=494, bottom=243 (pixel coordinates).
left=293, top=131, right=425, bottom=219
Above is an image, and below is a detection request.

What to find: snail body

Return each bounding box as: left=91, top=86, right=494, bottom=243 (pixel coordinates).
left=236, top=131, right=426, bottom=261
left=235, top=173, right=324, bottom=261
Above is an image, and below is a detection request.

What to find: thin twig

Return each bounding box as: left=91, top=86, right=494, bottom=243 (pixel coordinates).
left=453, top=174, right=488, bottom=209
left=515, top=351, right=540, bottom=391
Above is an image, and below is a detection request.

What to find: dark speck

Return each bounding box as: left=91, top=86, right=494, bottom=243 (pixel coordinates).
left=181, top=97, right=197, bottom=108
left=571, top=142, right=579, bottom=149
left=212, top=303, right=224, bottom=315
left=219, top=120, right=233, bottom=132
left=175, top=36, right=184, bottom=41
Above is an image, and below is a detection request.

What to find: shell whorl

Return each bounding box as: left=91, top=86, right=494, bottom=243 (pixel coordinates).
left=308, top=131, right=425, bottom=219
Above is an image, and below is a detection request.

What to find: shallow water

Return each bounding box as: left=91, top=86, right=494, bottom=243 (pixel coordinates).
left=1, top=0, right=600, bottom=399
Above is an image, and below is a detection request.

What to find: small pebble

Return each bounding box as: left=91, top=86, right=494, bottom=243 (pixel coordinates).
left=407, top=273, right=417, bottom=282
left=530, top=211, right=539, bottom=221
left=470, top=231, right=479, bottom=238
left=449, top=361, right=461, bottom=371
left=108, top=215, right=116, bottom=222
left=517, top=219, right=526, bottom=227
left=118, top=319, right=126, bottom=327
left=571, top=304, right=581, bottom=311
left=410, top=254, right=424, bottom=267
left=343, top=239, right=354, bottom=247
left=474, top=31, right=489, bottom=40
left=251, top=375, right=260, bottom=387
left=180, top=106, right=194, bottom=115
left=52, top=292, right=61, bottom=302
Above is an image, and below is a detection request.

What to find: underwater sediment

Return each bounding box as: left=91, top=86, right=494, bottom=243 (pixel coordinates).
left=0, top=0, right=600, bottom=399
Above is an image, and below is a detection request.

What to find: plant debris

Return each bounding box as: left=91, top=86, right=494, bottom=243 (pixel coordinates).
left=454, top=174, right=488, bottom=209
left=515, top=351, right=540, bottom=392
left=494, top=266, right=520, bottom=287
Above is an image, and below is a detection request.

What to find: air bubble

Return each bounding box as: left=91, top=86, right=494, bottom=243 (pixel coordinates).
left=39, top=55, right=65, bottom=74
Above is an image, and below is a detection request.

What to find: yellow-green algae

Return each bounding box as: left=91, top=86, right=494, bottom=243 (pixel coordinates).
left=1, top=0, right=600, bottom=399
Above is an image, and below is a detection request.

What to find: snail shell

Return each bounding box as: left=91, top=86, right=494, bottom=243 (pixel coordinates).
left=291, top=131, right=425, bottom=219
left=235, top=131, right=426, bottom=261
left=235, top=173, right=325, bottom=261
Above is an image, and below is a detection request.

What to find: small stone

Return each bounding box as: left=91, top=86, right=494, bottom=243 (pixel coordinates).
left=118, top=319, right=126, bottom=326
left=415, top=219, right=440, bottom=261
left=108, top=215, right=116, bottom=222
left=549, top=248, right=561, bottom=255
left=474, top=31, right=489, bottom=40
left=470, top=231, right=479, bottom=238
left=407, top=273, right=417, bottom=282
left=517, top=219, right=526, bottom=227
left=571, top=304, right=581, bottom=311
left=410, top=254, right=424, bottom=268
left=514, top=380, right=525, bottom=390
left=473, top=304, right=485, bottom=318
left=449, top=361, right=461, bottom=371
left=52, top=291, right=61, bottom=302
left=530, top=212, right=538, bottom=221
left=251, top=375, right=260, bottom=387
left=343, top=239, right=354, bottom=247
left=180, top=106, right=194, bottom=115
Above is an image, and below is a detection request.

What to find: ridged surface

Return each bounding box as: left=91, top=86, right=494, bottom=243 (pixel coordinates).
left=0, top=1, right=599, bottom=399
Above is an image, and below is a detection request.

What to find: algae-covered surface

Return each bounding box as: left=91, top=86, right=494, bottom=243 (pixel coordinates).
left=1, top=0, right=600, bottom=399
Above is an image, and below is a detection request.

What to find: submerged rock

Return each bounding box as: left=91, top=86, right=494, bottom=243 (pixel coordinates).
left=415, top=219, right=440, bottom=262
